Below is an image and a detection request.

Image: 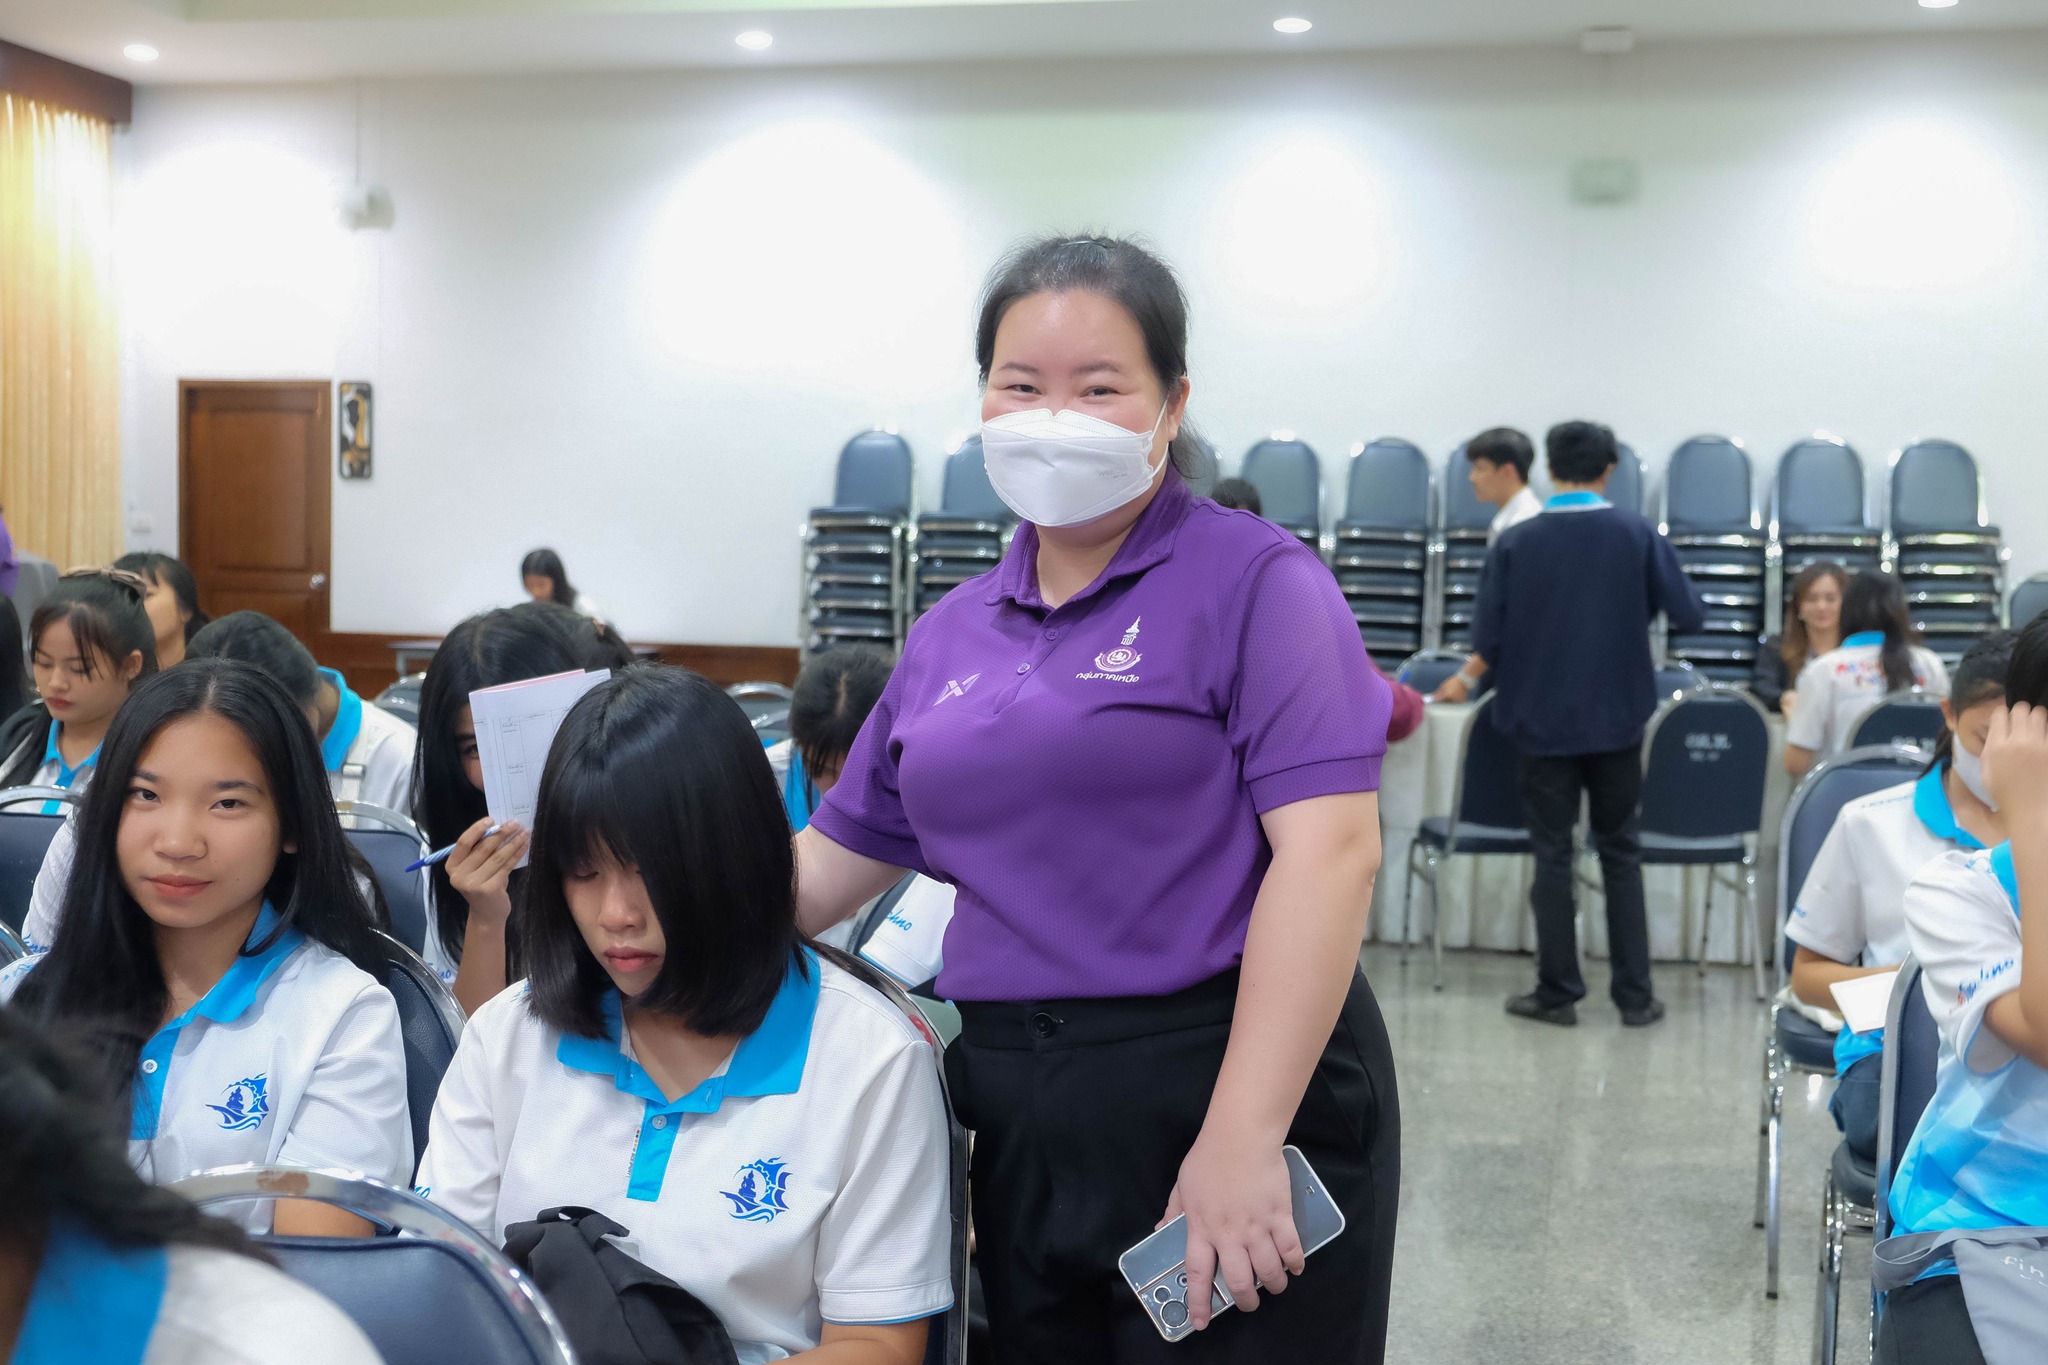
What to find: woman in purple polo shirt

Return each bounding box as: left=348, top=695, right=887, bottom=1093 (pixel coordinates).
left=797, top=236, right=1399, bottom=1365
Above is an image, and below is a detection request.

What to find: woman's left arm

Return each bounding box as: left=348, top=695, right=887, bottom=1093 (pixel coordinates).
left=1165, top=789, right=1380, bottom=1330
left=791, top=1322, right=926, bottom=1364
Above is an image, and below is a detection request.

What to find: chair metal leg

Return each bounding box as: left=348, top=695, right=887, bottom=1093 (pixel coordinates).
left=1697, top=865, right=1716, bottom=976
left=1815, top=1168, right=1843, bottom=1365
left=1428, top=850, right=1445, bottom=992
left=1755, top=1033, right=1774, bottom=1228
left=1400, top=846, right=1418, bottom=965
left=1746, top=853, right=1768, bottom=1002
left=1766, top=1066, right=1785, bottom=1297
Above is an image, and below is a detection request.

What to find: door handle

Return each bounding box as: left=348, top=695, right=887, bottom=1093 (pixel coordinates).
left=310, top=574, right=328, bottom=590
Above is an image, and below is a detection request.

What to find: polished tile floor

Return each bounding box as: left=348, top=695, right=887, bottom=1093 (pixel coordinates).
left=1365, top=943, right=1868, bottom=1365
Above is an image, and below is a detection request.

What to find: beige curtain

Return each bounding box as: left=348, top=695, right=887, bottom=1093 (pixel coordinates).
left=0, top=92, right=121, bottom=569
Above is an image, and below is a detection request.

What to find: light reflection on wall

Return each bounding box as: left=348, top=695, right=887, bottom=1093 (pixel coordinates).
left=640, top=119, right=972, bottom=403
left=1803, top=120, right=2023, bottom=294
left=1204, top=132, right=1394, bottom=322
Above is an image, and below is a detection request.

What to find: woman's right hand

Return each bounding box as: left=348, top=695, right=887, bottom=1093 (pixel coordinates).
left=446, top=817, right=528, bottom=927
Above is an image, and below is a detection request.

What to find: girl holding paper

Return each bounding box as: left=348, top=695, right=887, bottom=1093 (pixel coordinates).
left=1785, top=629, right=2010, bottom=1161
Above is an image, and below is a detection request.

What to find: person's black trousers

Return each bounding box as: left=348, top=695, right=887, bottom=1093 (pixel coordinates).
left=1874, top=1276, right=1987, bottom=1365
left=1515, top=745, right=1655, bottom=1011
left=946, top=968, right=1400, bottom=1365
left=1831, top=1052, right=1881, bottom=1163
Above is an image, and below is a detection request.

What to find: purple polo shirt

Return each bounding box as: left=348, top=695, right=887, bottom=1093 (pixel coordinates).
left=810, top=474, right=1390, bottom=1002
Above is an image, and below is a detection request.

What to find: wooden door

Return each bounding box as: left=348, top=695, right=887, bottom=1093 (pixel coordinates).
left=179, top=381, right=332, bottom=641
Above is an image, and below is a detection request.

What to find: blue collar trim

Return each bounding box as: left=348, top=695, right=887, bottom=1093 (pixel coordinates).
left=43, top=722, right=100, bottom=786
left=1842, top=631, right=1885, bottom=649
left=557, top=948, right=820, bottom=1201
left=316, top=668, right=364, bottom=774
left=1990, top=842, right=2019, bottom=914
left=13, top=1217, right=167, bottom=1365
left=131, top=904, right=303, bottom=1140
left=1543, top=491, right=1609, bottom=511
left=1913, top=767, right=1986, bottom=851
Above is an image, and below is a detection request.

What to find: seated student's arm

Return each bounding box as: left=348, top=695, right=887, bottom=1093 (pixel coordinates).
left=1785, top=804, right=1890, bottom=1007
left=273, top=981, right=414, bottom=1239
left=447, top=817, right=529, bottom=1017
left=1750, top=641, right=1788, bottom=714
left=1978, top=702, right=2048, bottom=1069
left=797, top=1323, right=926, bottom=1365
left=20, top=812, right=77, bottom=954
left=1437, top=544, right=1508, bottom=705
left=412, top=996, right=520, bottom=1236
left=1649, top=531, right=1707, bottom=634
left=1782, top=658, right=1831, bottom=779
left=1790, top=948, right=1893, bottom=1007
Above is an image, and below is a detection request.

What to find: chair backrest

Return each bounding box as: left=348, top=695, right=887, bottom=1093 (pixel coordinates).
left=1890, top=440, right=1984, bottom=534
left=173, top=1168, right=575, bottom=1365
left=939, top=436, right=1007, bottom=519
left=1395, top=649, right=1466, bottom=695
left=1240, top=438, right=1322, bottom=529
left=10, top=553, right=59, bottom=650
left=0, top=919, right=23, bottom=966
left=1775, top=745, right=1926, bottom=978
left=1875, top=959, right=1939, bottom=1241
left=1847, top=691, right=1949, bottom=752
left=2010, top=574, right=2048, bottom=630
left=375, top=932, right=462, bottom=1176
left=373, top=673, right=425, bottom=726
left=1663, top=436, right=1756, bottom=534
left=1450, top=695, right=1529, bottom=833
left=1606, top=441, right=1644, bottom=515
left=1638, top=688, right=1771, bottom=840
left=833, top=430, right=914, bottom=513
left=1774, top=436, right=1868, bottom=533
left=0, top=788, right=73, bottom=933
left=1440, top=443, right=1493, bottom=531
left=1653, top=661, right=1706, bottom=698
left=1344, top=438, right=1430, bottom=527
left=340, top=805, right=431, bottom=956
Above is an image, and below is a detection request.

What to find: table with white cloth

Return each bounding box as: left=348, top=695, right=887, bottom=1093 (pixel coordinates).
left=1370, top=700, right=1793, bottom=967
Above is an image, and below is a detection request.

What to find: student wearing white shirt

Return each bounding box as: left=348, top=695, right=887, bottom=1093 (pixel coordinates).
left=1881, top=620, right=2048, bottom=1365
left=2, top=660, right=410, bottom=1237
left=1467, top=426, right=1543, bottom=544
left=416, top=665, right=951, bottom=1365
left=1785, top=630, right=2010, bottom=1161
left=1785, top=570, right=1949, bottom=778
left=114, top=551, right=211, bottom=672
left=0, top=570, right=158, bottom=809
left=521, top=546, right=607, bottom=625
left=0, top=1010, right=384, bottom=1365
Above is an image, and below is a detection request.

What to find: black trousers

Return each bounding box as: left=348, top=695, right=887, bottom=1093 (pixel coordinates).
left=1830, top=1052, right=1881, bottom=1164
left=1515, top=745, right=1655, bottom=1011
left=946, top=969, right=1400, bottom=1365
left=1874, top=1276, right=1987, bottom=1365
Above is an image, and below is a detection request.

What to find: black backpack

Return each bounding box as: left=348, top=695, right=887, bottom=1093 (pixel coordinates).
left=502, top=1206, right=740, bottom=1365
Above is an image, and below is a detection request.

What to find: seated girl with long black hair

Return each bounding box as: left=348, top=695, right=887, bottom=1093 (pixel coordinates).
left=0, top=569, right=158, bottom=804
left=0, top=659, right=411, bottom=1237
left=415, top=666, right=951, bottom=1365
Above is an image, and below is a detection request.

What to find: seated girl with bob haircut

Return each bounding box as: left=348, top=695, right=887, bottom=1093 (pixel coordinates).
left=1, top=659, right=411, bottom=1237
left=415, top=665, right=952, bottom=1365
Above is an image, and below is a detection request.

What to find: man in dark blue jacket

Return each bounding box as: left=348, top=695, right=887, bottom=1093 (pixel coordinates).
left=1439, top=421, right=1706, bottom=1027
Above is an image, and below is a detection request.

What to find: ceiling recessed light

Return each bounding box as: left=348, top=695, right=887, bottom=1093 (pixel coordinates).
left=735, top=30, right=773, bottom=50
left=123, top=43, right=159, bottom=62
left=1273, top=17, right=1313, bottom=35
left=1919, top=0, right=1959, bottom=7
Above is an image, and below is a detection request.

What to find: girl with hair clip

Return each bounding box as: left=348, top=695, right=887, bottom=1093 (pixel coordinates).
left=0, top=659, right=411, bottom=1237
left=1784, top=630, right=2012, bottom=1163
left=416, top=666, right=951, bottom=1365
left=114, top=552, right=210, bottom=670
left=412, top=606, right=585, bottom=1013
left=0, top=570, right=158, bottom=805
left=0, top=1011, right=384, bottom=1365
left=1879, top=614, right=2048, bottom=1364
left=1784, top=570, right=1950, bottom=779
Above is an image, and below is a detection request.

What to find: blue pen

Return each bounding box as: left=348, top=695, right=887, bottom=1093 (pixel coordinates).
left=406, top=825, right=502, bottom=873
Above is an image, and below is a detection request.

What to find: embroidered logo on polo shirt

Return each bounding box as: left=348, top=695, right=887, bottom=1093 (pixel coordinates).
left=723, top=1158, right=793, bottom=1222
left=933, top=674, right=982, bottom=706
left=207, top=1075, right=271, bottom=1132
left=1077, top=618, right=1144, bottom=683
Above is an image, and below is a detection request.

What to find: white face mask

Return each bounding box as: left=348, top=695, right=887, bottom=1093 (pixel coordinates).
left=981, top=403, right=1169, bottom=529
left=1952, top=738, right=1997, bottom=810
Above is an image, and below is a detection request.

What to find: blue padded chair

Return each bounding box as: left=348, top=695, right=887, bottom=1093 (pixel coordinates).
left=832, top=430, right=915, bottom=514
left=1755, top=744, right=1927, bottom=1297
left=1240, top=437, right=1323, bottom=548
left=0, top=786, right=75, bottom=934
left=1437, top=441, right=1498, bottom=651
left=1335, top=439, right=1432, bottom=669
left=1402, top=694, right=1532, bottom=991
left=1887, top=440, right=2002, bottom=666
left=1653, top=660, right=1708, bottom=699
left=1636, top=687, right=1771, bottom=989
left=937, top=435, right=1005, bottom=520
left=1395, top=648, right=1468, bottom=698
left=1871, top=960, right=1940, bottom=1323
left=172, top=1167, right=575, bottom=1365
left=1774, top=435, right=1879, bottom=576
left=806, top=431, right=913, bottom=656
left=10, top=553, right=58, bottom=651
left=1662, top=436, right=1768, bottom=683
left=1847, top=690, right=1948, bottom=752
left=1343, top=438, right=1431, bottom=529
left=1607, top=441, right=1645, bottom=514
left=373, top=673, right=425, bottom=726
left=0, top=919, right=23, bottom=966
left=339, top=803, right=431, bottom=958
left=2010, top=573, right=2048, bottom=630
left=368, top=931, right=463, bottom=1180
left=914, top=437, right=1012, bottom=620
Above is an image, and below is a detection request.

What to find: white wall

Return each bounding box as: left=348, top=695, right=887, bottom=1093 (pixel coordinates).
left=118, top=31, right=2048, bottom=643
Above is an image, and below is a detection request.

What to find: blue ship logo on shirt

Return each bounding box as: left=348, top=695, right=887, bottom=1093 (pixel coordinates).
left=722, top=1158, right=792, bottom=1223
left=206, top=1075, right=271, bottom=1131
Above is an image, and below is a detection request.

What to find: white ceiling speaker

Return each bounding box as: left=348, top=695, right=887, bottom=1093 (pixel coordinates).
left=339, top=182, right=395, bottom=230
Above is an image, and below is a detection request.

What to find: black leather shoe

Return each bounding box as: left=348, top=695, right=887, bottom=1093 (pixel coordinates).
left=1620, top=999, right=1667, bottom=1028
left=1505, top=992, right=1578, bottom=1027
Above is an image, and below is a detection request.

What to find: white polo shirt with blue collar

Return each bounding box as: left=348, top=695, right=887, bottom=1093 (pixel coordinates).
left=1787, top=765, right=1985, bottom=1073
left=1891, top=842, right=2048, bottom=1236
left=28, top=722, right=99, bottom=813
left=1, top=906, right=412, bottom=1228
left=318, top=667, right=417, bottom=818
left=415, top=950, right=953, bottom=1363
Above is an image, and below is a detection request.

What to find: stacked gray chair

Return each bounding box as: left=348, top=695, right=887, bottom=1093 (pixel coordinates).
left=802, top=431, right=913, bottom=660
left=1606, top=441, right=1646, bottom=514
left=2012, top=573, right=2048, bottom=630
left=1239, top=437, right=1323, bottom=551
left=1435, top=443, right=1496, bottom=652
left=912, top=436, right=1013, bottom=623
left=10, top=553, right=58, bottom=651
left=1332, top=438, right=1432, bottom=672
left=1660, top=436, right=1766, bottom=683
left=1773, top=435, right=1880, bottom=581
left=1885, top=439, right=2004, bottom=668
